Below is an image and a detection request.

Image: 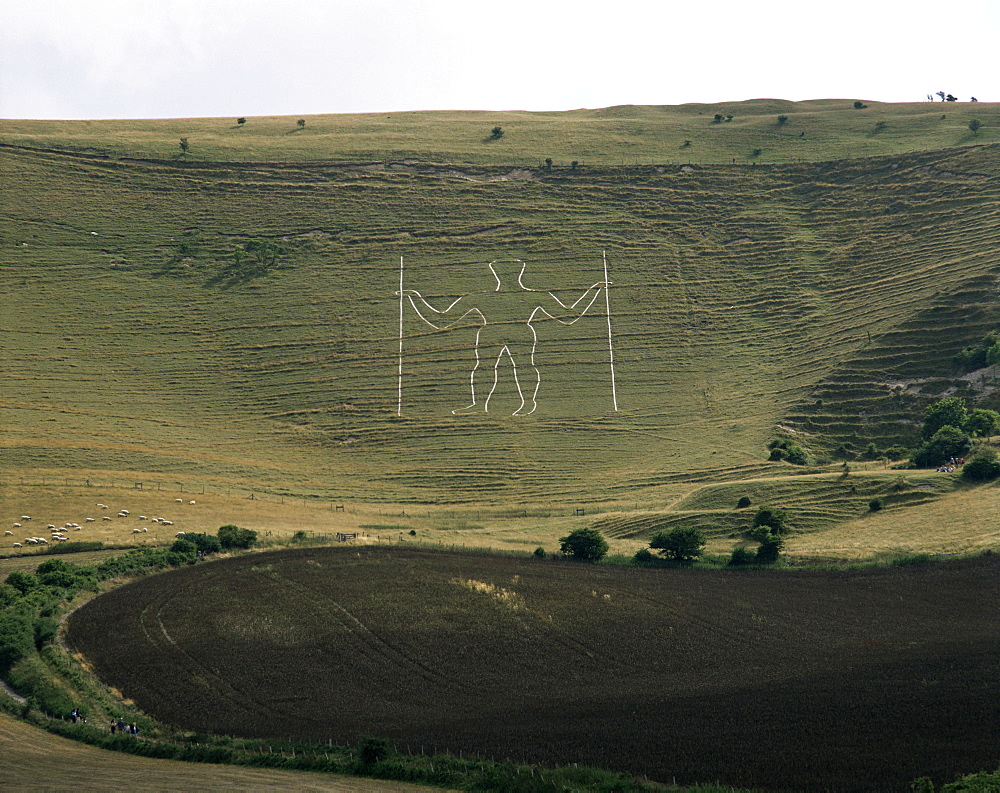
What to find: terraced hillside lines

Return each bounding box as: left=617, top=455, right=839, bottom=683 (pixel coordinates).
left=66, top=547, right=1000, bottom=791
left=3, top=141, right=1000, bottom=502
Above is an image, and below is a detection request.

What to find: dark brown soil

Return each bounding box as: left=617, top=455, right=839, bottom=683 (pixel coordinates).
left=66, top=548, right=1000, bottom=791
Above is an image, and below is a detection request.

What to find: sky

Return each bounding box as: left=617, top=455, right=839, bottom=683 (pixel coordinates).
left=2, top=0, right=997, bottom=120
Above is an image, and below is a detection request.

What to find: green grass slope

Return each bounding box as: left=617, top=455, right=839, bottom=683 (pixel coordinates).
left=2, top=105, right=999, bottom=510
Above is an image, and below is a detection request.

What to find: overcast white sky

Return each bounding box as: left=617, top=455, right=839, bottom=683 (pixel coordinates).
left=2, top=0, right=997, bottom=120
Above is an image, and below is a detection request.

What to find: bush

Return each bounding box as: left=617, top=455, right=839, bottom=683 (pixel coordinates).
left=868, top=498, right=884, bottom=512
left=170, top=538, right=196, bottom=555
left=922, top=397, right=969, bottom=440
left=183, top=533, right=222, bottom=554
left=0, top=611, right=35, bottom=675
left=737, top=495, right=752, bottom=509
left=728, top=546, right=756, bottom=566
left=776, top=115, right=788, bottom=125
left=962, top=449, right=1000, bottom=482
left=4, top=570, right=39, bottom=595
left=532, top=546, right=546, bottom=558
left=965, top=408, right=1000, bottom=438
left=490, top=126, right=503, bottom=140
left=712, top=113, right=724, bottom=123
left=632, top=548, right=653, bottom=564
left=755, top=531, right=785, bottom=564
left=649, top=527, right=706, bottom=563
left=853, top=101, right=867, bottom=109
left=558, top=528, right=608, bottom=562
left=752, top=507, right=788, bottom=534
left=968, top=119, right=982, bottom=134
left=912, top=425, right=972, bottom=468
left=217, top=524, right=258, bottom=550
left=359, top=735, right=391, bottom=765
left=767, top=438, right=809, bottom=465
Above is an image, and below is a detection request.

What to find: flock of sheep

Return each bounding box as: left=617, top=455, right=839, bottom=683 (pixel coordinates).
left=5, top=499, right=197, bottom=549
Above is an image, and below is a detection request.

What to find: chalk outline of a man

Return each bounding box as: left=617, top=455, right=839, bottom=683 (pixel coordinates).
left=398, top=260, right=609, bottom=415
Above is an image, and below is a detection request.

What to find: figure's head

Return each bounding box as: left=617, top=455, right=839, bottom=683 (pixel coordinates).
left=487, top=259, right=527, bottom=290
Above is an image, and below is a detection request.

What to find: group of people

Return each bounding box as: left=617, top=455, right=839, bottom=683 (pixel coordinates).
left=110, top=718, right=139, bottom=737
left=937, top=457, right=965, bottom=473
left=69, top=708, right=86, bottom=724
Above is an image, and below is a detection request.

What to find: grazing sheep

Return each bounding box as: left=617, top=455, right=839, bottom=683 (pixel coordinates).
left=152, top=518, right=160, bottom=523
left=97, top=504, right=107, bottom=509
left=55, top=537, right=68, bottom=542
left=162, top=520, right=173, bottom=526
left=175, top=498, right=183, bottom=503
left=3, top=530, right=12, bottom=536
left=48, top=524, right=57, bottom=529
left=25, top=538, right=38, bottom=544
left=21, top=516, right=31, bottom=521
left=175, top=531, right=186, bottom=536
left=103, top=516, right=112, bottom=521
left=37, top=538, right=48, bottom=544
left=13, top=523, right=21, bottom=529
left=141, top=527, right=148, bottom=532
left=132, top=528, right=141, bottom=534
left=189, top=501, right=196, bottom=505
left=121, top=509, right=130, bottom=515
left=12, top=543, right=21, bottom=548
left=86, top=517, right=95, bottom=522
left=139, top=515, right=147, bottom=520
left=74, top=526, right=82, bottom=531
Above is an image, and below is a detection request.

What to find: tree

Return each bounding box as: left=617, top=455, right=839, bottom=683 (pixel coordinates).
left=965, top=408, right=1000, bottom=438
left=490, top=125, right=504, bottom=140
left=545, top=158, right=553, bottom=170
left=776, top=115, right=788, bottom=125
left=179, top=138, right=189, bottom=155
left=237, top=117, right=247, bottom=126
left=712, top=114, right=724, bottom=123
left=217, top=524, right=258, bottom=549
left=922, top=397, right=968, bottom=440
left=754, top=530, right=784, bottom=564
left=737, top=495, right=752, bottom=509
left=912, top=425, right=972, bottom=468
left=183, top=532, right=222, bottom=553
left=968, top=119, right=982, bottom=134
left=853, top=101, right=868, bottom=109
left=558, top=528, right=608, bottom=561
left=868, top=498, right=884, bottom=512
left=752, top=507, right=788, bottom=534
left=962, top=449, right=1000, bottom=482
left=170, top=538, right=196, bottom=555
left=649, top=527, right=705, bottom=563
left=297, top=119, right=306, bottom=129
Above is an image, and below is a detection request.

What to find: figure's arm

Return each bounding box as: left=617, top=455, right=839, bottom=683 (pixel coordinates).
left=537, top=281, right=609, bottom=325
left=397, top=290, right=481, bottom=329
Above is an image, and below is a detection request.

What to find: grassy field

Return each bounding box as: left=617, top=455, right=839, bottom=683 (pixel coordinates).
left=2, top=101, right=1000, bottom=559
left=3, top=100, right=998, bottom=165
left=65, top=546, right=1000, bottom=791
left=0, top=712, right=440, bottom=792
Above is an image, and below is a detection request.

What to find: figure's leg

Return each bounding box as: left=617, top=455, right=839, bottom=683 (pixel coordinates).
left=451, top=339, right=482, bottom=414
left=509, top=341, right=540, bottom=415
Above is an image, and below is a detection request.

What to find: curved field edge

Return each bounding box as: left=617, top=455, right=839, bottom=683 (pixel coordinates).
left=64, top=545, right=1000, bottom=792
left=0, top=711, right=435, bottom=792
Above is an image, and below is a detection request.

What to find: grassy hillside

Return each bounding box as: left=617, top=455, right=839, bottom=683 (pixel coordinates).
left=2, top=102, right=1000, bottom=559
left=3, top=99, right=998, bottom=165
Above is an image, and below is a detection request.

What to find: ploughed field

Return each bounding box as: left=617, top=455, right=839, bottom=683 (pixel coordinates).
left=67, top=548, right=1000, bottom=791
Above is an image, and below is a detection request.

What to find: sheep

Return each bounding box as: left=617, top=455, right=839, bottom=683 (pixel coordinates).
left=55, top=537, right=68, bottom=542
left=152, top=518, right=160, bottom=523
left=132, top=528, right=141, bottom=534
left=189, top=500, right=196, bottom=505
left=161, top=520, right=174, bottom=526
left=175, top=531, right=186, bottom=536
left=141, top=527, right=148, bottom=532
left=12, top=543, right=21, bottom=548
left=175, top=498, right=183, bottom=503
left=13, top=523, right=21, bottom=529
left=25, top=538, right=38, bottom=544
left=74, top=526, right=82, bottom=531
left=86, top=517, right=96, bottom=522
left=121, top=509, right=130, bottom=515
left=97, top=504, right=107, bottom=509
left=139, top=515, right=147, bottom=520
left=102, top=516, right=112, bottom=521
left=3, top=530, right=12, bottom=536
left=37, top=538, right=48, bottom=544
left=48, top=524, right=57, bottom=529
left=20, top=516, right=31, bottom=521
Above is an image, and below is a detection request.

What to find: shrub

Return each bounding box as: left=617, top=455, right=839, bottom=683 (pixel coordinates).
left=868, top=498, right=884, bottom=512
left=968, top=119, right=982, bottom=134
left=853, top=101, right=867, bottom=109
left=712, top=114, right=724, bottom=123
left=170, top=538, right=196, bottom=555
left=217, top=524, right=258, bottom=550
left=489, top=125, right=504, bottom=140
left=922, top=397, right=969, bottom=440
left=965, top=408, right=1000, bottom=438
left=0, top=611, right=35, bottom=675
left=297, top=119, right=306, bottom=129
left=912, top=425, right=972, bottom=468
left=5, top=570, right=38, bottom=595
left=237, top=117, right=246, bottom=125
left=776, top=115, right=788, bottom=125
left=359, top=735, right=391, bottom=765
left=633, top=548, right=654, bottom=564
left=533, top=546, right=546, bottom=558
left=183, top=533, right=222, bottom=553
left=649, top=527, right=705, bottom=563
left=728, top=546, right=756, bottom=566
left=768, top=438, right=809, bottom=465
left=962, top=449, right=1000, bottom=482
left=737, top=495, right=752, bottom=509
left=751, top=148, right=763, bottom=158
left=752, top=507, right=788, bottom=534
left=558, top=528, right=608, bottom=562
left=755, top=531, right=784, bottom=564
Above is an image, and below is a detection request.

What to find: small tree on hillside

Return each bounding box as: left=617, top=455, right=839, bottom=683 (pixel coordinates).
left=559, top=528, right=608, bottom=561
left=912, top=425, right=972, bottom=468
left=922, top=397, right=969, bottom=440
left=968, top=119, right=982, bottom=135
left=297, top=119, right=306, bottom=129
left=962, top=449, right=1000, bottom=482
left=776, top=115, right=789, bottom=126
left=490, top=125, right=504, bottom=140
left=752, top=507, right=788, bottom=535
left=237, top=117, right=247, bottom=126
left=179, top=138, right=189, bottom=156
left=649, top=527, right=706, bottom=563
left=217, top=524, right=258, bottom=549
left=965, top=408, right=1000, bottom=438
